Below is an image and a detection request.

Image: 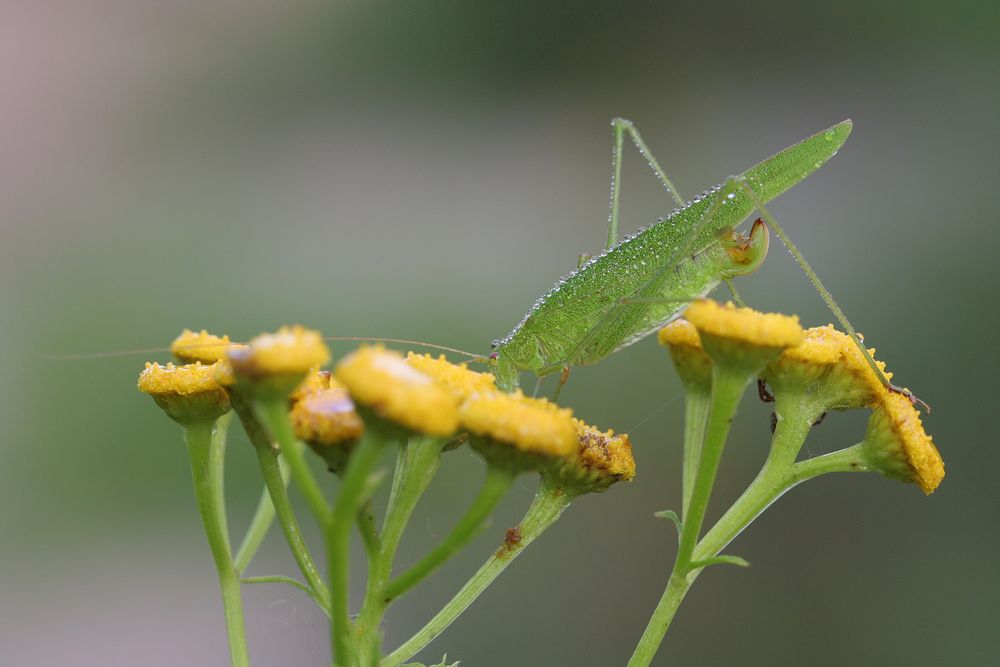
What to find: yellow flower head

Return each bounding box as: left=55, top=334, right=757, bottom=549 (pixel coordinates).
left=335, top=345, right=459, bottom=437
left=862, top=391, right=944, bottom=494
left=773, top=325, right=891, bottom=409
left=658, top=319, right=712, bottom=393
left=405, top=352, right=497, bottom=402
left=290, top=383, right=364, bottom=472
left=227, top=325, right=330, bottom=400
left=171, top=329, right=241, bottom=364
left=290, top=368, right=332, bottom=402
left=137, top=361, right=231, bottom=425
left=549, top=419, right=636, bottom=493
left=459, top=391, right=577, bottom=468
left=684, top=300, right=803, bottom=372
left=230, top=325, right=330, bottom=376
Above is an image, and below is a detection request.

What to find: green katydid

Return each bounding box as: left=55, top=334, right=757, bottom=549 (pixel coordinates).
left=59, top=118, right=901, bottom=407
left=487, top=118, right=898, bottom=401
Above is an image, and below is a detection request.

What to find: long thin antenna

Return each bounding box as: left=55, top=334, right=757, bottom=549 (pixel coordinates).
left=45, top=337, right=485, bottom=363
left=322, top=337, right=484, bottom=361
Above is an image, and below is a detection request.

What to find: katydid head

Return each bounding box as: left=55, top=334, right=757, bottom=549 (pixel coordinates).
left=720, top=218, right=769, bottom=278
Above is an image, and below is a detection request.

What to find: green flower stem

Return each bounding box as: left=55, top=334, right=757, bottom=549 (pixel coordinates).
left=681, top=390, right=711, bottom=521
left=255, top=440, right=332, bottom=612
left=353, top=437, right=445, bottom=665
left=770, top=393, right=825, bottom=468
left=629, top=365, right=754, bottom=667
left=358, top=499, right=382, bottom=562
left=230, top=395, right=331, bottom=611
left=329, top=430, right=390, bottom=667
left=185, top=421, right=250, bottom=667
left=629, top=440, right=869, bottom=667
left=675, top=367, right=751, bottom=568
left=210, top=412, right=233, bottom=542
left=234, top=463, right=287, bottom=575
left=383, top=465, right=516, bottom=603
left=254, top=398, right=330, bottom=524
left=381, top=478, right=575, bottom=667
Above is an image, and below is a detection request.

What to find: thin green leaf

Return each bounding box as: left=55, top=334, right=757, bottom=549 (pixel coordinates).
left=654, top=509, right=683, bottom=538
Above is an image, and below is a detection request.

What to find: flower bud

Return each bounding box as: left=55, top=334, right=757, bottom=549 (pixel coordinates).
left=290, top=376, right=363, bottom=473
left=862, top=392, right=944, bottom=494
left=171, top=329, right=241, bottom=364
left=137, top=361, right=231, bottom=426
left=335, top=345, right=459, bottom=437
left=548, top=419, right=636, bottom=494
left=684, top=300, right=804, bottom=373
left=658, top=319, right=711, bottom=394
left=228, top=325, right=330, bottom=400
left=459, top=391, right=577, bottom=472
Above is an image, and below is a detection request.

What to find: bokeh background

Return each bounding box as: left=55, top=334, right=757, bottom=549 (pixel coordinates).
left=3, top=1, right=998, bottom=665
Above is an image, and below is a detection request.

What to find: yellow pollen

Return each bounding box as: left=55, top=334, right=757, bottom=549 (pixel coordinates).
left=658, top=319, right=702, bottom=349
left=685, top=300, right=803, bottom=349
left=814, top=324, right=892, bottom=404
left=290, top=386, right=364, bottom=447
left=138, top=361, right=229, bottom=396
left=171, top=329, right=239, bottom=364
left=573, top=419, right=636, bottom=482
left=868, top=392, right=944, bottom=494
left=405, top=352, right=496, bottom=402
left=459, top=391, right=577, bottom=459
left=335, top=346, right=458, bottom=436
left=290, top=368, right=333, bottom=402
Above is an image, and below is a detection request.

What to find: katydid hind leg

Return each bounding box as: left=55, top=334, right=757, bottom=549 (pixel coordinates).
left=735, top=179, right=901, bottom=396
left=605, top=118, right=687, bottom=251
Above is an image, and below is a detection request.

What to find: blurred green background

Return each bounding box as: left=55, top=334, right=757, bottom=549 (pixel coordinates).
left=2, top=1, right=997, bottom=665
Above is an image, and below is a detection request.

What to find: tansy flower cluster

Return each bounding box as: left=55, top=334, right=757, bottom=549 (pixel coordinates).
left=659, top=299, right=944, bottom=494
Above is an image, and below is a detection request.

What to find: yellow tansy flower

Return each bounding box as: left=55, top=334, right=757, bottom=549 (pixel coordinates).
left=171, top=329, right=240, bottom=364
left=405, top=352, right=497, bottom=402
left=336, top=346, right=459, bottom=437
left=289, top=385, right=364, bottom=449
left=684, top=300, right=803, bottom=372
left=290, top=368, right=333, bottom=403
left=138, top=361, right=231, bottom=425
left=230, top=325, right=330, bottom=377
left=551, top=419, right=636, bottom=492
left=658, top=319, right=712, bottom=393
left=762, top=324, right=894, bottom=411
left=862, top=391, right=944, bottom=494
left=685, top=300, right=803, bottom=349
left=459, top=391, right=577, bottom=462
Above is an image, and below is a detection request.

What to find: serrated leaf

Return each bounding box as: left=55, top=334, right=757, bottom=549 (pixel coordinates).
left=653, top=509, right=683, bottom=538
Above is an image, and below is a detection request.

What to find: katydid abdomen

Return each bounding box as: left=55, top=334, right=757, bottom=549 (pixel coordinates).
left=491, top=120, right=853, bottom=391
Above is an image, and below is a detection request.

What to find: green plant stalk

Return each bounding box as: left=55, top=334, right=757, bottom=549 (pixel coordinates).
left=358, top=499, right=382, bottom=562
left=210, top=412, right=233, bottom=543
left=383, top=465, right=516, bottom=603
left=628, top=388, right=866, bottom=667
left=629, top=365, right=752, bottom=667
left=234, top=461, right=287, bottom=575
left=329, top=430, right=390, bottom=666
left=681, top=390, right=711, bottom=521
left=254, top=398, right=331, bottom=524
left=185, top=421, right=250, bottom=667
left=353, top=437, right=445, bottom=665
left=230, top=395, right=331, bottom=610
left=255, top=440, right=332, bottom=612
left=381, top=478, right=575, bottom=667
